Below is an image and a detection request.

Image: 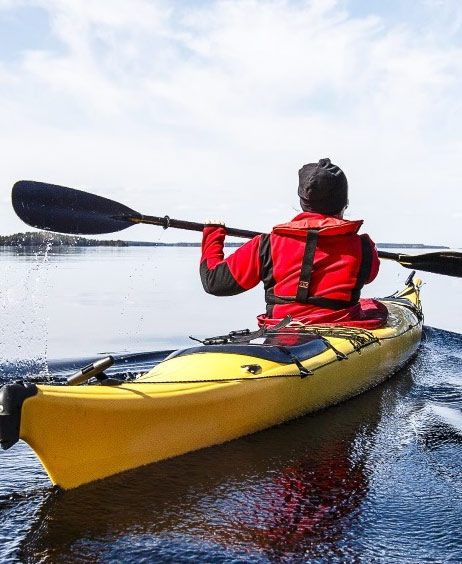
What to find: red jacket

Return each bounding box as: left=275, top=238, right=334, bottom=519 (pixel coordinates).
left=200, top=212, right=386, bottom=328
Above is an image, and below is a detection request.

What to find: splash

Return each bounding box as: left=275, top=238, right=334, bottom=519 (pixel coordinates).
left=0, top=236, right=54, bottom=381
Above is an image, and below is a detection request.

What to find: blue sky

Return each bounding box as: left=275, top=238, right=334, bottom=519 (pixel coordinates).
left=0, top=0, right=461, bottom=246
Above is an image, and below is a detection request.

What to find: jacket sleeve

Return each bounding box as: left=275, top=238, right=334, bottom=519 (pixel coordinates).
left=360, top=234, right=380, bottom=284
left=200, top=226, right=263, bottom=296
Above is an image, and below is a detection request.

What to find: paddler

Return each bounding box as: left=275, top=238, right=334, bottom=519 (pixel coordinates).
left=200, top=158, right=387, bottom=328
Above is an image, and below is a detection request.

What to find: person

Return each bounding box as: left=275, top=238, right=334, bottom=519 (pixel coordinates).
left=200, top=158, right=387, bottom=329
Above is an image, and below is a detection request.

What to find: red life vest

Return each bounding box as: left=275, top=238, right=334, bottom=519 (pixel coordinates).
left=261, top=213, right=376, bottom=317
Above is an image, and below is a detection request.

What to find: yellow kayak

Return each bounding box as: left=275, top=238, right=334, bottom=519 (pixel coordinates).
left=0, top=278, right=423, bottom=490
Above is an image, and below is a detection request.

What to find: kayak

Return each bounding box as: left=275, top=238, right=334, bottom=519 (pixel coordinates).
left=0, top=277, right=423, bottom=490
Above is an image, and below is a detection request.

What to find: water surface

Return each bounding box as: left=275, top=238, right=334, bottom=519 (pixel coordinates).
left=0, top=246, right=461, bottom=563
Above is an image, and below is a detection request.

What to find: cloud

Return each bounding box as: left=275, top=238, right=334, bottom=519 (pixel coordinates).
left=0, top=0, right=461, bottom=246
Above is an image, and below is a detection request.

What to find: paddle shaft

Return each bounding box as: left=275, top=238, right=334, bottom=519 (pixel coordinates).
left=131, top=214, right=261, bottom=239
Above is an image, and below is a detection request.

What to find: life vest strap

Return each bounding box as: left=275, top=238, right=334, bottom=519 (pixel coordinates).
left=295, top=229, right=319, bottom=303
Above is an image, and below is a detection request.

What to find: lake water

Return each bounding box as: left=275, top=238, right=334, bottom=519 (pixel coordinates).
left=0, top=246, right=461, bottom=563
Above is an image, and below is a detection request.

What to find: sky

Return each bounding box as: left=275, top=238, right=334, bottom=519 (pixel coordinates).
left=0, top=0, right=461, bottom=246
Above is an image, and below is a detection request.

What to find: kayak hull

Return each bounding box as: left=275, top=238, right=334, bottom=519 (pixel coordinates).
left=7, top=281, right=423, bottom=489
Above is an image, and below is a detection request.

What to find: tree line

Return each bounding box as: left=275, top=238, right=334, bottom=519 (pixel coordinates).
left=0, top=232, right=128, bottom=247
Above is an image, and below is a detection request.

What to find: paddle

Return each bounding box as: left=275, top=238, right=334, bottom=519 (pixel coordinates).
left=11, top=180, right=462, bottom=278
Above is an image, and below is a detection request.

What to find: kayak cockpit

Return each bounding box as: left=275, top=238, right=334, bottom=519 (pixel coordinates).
left=165, top=338, right=328, bottom=364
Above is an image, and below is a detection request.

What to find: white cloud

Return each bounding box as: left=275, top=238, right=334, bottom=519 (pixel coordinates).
left=0, top=0, right=461, bottom=247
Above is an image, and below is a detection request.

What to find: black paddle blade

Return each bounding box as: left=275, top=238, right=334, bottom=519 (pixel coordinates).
left=379, top=250, right=462, bottom=277
left=402, top=251, right=462, bottom=278
left=12, top=181, right=142, bottom=235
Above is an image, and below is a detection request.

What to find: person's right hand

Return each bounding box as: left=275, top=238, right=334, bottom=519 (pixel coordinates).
left=204, top=220, right=225, bottom=227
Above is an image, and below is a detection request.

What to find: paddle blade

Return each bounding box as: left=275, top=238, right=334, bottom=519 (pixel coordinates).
left=12, top=181, right=142, bottom=235
left=401, top=251, right=462, bottom=278
left=379, top=250, right=462, bottom=277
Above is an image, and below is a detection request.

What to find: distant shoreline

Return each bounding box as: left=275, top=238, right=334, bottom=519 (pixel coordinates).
left=0, top=232, right=451, bottom=249
left=376, top=243, right=449, bottom=249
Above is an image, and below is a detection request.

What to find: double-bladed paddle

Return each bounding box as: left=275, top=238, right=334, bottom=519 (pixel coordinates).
left=11, top=180, right=462, bottom=278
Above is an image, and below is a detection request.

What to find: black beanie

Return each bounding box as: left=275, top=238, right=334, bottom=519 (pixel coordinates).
left=298, top=158, right=348, bottom=215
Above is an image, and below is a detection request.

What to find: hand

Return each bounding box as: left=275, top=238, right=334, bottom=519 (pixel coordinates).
left=204, top=219, right=225, bottom=227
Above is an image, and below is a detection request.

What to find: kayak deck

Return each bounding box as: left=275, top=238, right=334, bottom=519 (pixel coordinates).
left=1, top=280, right=423, bottom=489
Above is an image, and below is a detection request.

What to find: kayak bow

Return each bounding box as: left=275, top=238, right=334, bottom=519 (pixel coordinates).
left=0, top=279, right=423, bottom=489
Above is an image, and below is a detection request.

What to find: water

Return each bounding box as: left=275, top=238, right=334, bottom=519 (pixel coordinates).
left=0, top=246, right=461, bottom=563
